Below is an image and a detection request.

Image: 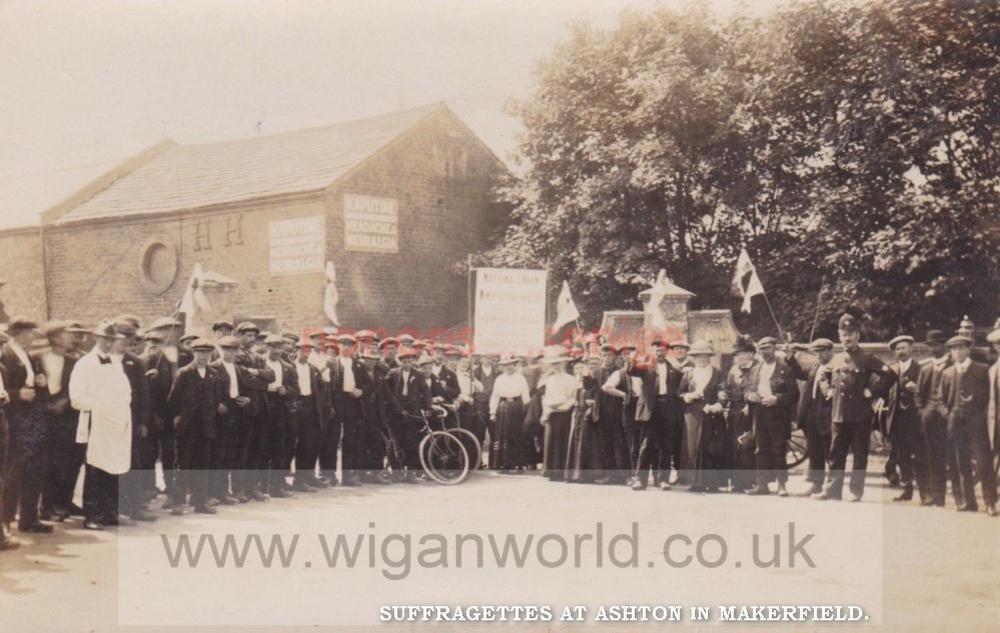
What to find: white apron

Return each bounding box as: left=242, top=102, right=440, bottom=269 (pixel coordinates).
left=73, top=354, right=133, bottom=474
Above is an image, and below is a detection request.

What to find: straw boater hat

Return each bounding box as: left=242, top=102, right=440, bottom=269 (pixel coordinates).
left=497, top=352, right=518, bottom=366
left=688, top=340, right=715, bottom=356
left=888, top=335, right=914, bottom=350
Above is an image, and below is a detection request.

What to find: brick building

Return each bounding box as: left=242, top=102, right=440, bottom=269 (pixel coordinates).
left=1, top=103, right=509, bottom=335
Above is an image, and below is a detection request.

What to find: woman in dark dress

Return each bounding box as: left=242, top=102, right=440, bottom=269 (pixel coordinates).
left=565, top=356, right=603, bottom=483
left=724, top=335, right=757, bottom=492
left=488, top=355, right=531, bottom=472
left=540, top=353, right=578, bottom=481
left=678, top=341, right=728, bottom=492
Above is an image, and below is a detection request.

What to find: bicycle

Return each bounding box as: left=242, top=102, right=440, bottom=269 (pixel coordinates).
left=431, top=402, right=484, bottom=472
left=403, top=407, right=471, bottom=485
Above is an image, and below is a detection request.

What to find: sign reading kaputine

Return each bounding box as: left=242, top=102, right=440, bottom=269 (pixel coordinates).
left=269, top=215, right=326, bottom=276
left=343, top=193, right=399, bottom=253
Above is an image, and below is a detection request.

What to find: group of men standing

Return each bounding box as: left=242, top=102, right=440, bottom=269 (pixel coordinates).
left=0, top=314, right=501, bottom=550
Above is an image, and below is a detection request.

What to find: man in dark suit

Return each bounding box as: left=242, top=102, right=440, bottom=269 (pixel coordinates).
left=940, top=336, right=997, bottom=515
left=745, top=337, right=799, bottom=496
left=142, top=316, right=185, bottom=503
left=113, top=319, right=155, bottom=521
left=167, top=339, right=220, bottom=515
left=290, top=341, right=325, bottom=491
left=37, top=321, right=83, bottom=522
left=209, top=335, right=250, bottom=504
left=819, top=314, right=896, bottom=502
left=0, top=333, right=19, bottom=549
left=1, top=317, right=52, bottom=533
left=330, top=334, right=372, bottom=486
left=885, top=335, right=929, bottom=504
left=631, top=340, right=684, bottom=491
left=915, top=330, right=956, bottom=507
left=385, top=350, right=431, bottom=482
left=786, top=338, right=835, bottom=496
left=233, top=322, right=275, bottom=501
left=261, top=335, right=299, bottom=497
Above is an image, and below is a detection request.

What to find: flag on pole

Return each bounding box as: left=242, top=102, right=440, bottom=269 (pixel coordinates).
left=178, top=263, right=210, bottom=329
left=732, top=248, right=765, bottom=314
left=551, top=280, right=580, bottom=333
left=323, top=261, right=340, bottom=327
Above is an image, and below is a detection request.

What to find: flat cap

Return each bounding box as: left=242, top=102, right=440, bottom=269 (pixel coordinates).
left=756, top=336, right=778, bottom=348
left=354, top=329, right=376, bottom=340
left=888, top=335, right=914, bottom=350
left=397, top=349, right=417, bottom=360
left=236, top=321, right=260, bottom=334
left=114, top=321, right=138, bottom=337
left=281, top=332, right=299, bottom=343
left=337, top=333, right=357, bottom=345
left=379, top=336, right=399, bottom=348
left=256, top=330, right=272, bottom=342
left=114, top=314, right=142, bottom=329
left=217, top=335, right=241, bottom=349
left=211, top=320, right=235, bottom=332
left=149, top=316, right=182, bottom=331
left=190, top=338, right=216, bottom=351
left=688, top=340, right=715, bottom=356
left=445, top=345, right=463, bottom=357
left=142, top=331, right=166, bottom=343
left=6, top=316, right=38, bottom=333
left=416, top=353, right=434, bottom=366
left=669, top=340, right=691, bottom=350
left=809, top=338, right=835, bottom=351
left=65, top=321, right=90, bottom=334
left=264, top=334, right=286, bottom=345
left=618, top=343, right=637, bottom=352
left=179, top=332, right=199, bottom=344
left=396, top=333, right=416, bottom=344
left=946, top=335, right=973, bottom=348
left=838, top=313, right=859, bottom=332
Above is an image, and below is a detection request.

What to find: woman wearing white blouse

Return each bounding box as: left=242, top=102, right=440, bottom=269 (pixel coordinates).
left=489, top=356, right=530, bottom=472
left=539, top=356, right=577, bottom=481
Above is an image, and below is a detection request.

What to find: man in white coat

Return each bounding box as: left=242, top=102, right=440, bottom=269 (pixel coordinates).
left=70, top=321, right=133, bottom=530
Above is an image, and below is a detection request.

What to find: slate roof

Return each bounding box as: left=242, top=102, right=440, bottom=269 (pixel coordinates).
left=54, top=103, right=444, bottom=225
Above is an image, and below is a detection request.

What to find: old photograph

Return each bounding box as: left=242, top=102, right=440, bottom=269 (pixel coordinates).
left=0, top=0, right=997, bottom=631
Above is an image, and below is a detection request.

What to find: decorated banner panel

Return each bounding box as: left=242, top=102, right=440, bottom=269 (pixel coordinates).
left=343, top=193, right=399, bottom=253
left=473, top=267, right=547, bottom=355
left=269, top=215, right=326, bottom=276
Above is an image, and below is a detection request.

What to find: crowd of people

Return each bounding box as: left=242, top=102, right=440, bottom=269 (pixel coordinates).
left=0, top=310, right=997, bottom=551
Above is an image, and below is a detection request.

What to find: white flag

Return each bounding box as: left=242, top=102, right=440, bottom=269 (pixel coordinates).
left=551, top=280, right=580, bottom=333
left=324, top=261, right=340, bottom=327
left=178, top=263, right=210, bottom=329
left=732, top=248, right=765, bottom=314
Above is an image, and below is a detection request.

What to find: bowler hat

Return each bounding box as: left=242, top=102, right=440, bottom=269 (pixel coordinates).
left=733, top=334, right=755, bottom=355
left=6, top=316, right=37, bottom=334
left=925, top=330, right=946, bottom=344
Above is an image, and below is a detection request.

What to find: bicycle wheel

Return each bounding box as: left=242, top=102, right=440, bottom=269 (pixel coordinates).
left=448, top=427, right=483, bottom=471
left=784, top=427, right=808, bottom=469
left=419, top=431, right=470, bottom=485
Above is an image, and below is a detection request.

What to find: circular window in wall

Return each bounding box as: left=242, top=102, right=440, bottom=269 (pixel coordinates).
left=139, top=237, right=179, bottom=294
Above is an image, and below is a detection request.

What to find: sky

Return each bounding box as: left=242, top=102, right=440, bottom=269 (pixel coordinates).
left=0, top=0, right=760, bottom=230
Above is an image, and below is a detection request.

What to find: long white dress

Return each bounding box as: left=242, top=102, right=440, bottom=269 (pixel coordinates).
left=70, top=350, right=133, bottom=475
